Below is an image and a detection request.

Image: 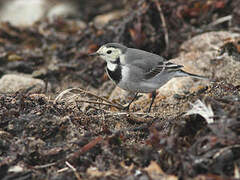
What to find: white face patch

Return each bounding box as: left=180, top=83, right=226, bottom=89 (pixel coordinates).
left=97, top=46, right=122, bottom=63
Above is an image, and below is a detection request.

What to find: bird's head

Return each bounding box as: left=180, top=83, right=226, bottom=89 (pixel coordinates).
left=90, top=43, right=127, bottom=64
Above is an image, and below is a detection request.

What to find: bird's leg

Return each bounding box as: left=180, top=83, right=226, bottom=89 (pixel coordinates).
left=148, top=91, right=157, bottom=113
left=123, top=93, right=138, bottom=111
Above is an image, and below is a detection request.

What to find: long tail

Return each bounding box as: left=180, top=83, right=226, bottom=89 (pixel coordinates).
left=176, top=69, right=208, bottom=80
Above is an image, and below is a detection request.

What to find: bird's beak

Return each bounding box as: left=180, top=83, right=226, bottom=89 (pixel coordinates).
left=89, top=52, right=99, bottom=56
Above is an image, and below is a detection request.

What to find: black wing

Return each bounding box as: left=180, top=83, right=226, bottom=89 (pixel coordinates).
left=144, top=61, right=183, bottom=79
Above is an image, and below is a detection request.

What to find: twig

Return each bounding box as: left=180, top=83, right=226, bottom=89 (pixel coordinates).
left=75, top=88, right=120, bottom=106
left=76, top=99, right=123, bottom=110
left=208, top=15, right=232, bottom=27
left=54, top=88, right=124, bottom=109
left=65, top=161, right=81, bottom=180
left=68, top=136, right=103, bottom=161
left=90, top=111, right=156, bottom=119
left=34, top=162, right=56, bottom=169
left=54, top=88, right=76, bottom=104
left=106, top=111, right=155, bottom=117
left=87, top=105, right=114, bottom=113
left=155, top=1, right=169, bottom=51
left=57, top=167, right=69, bottom=173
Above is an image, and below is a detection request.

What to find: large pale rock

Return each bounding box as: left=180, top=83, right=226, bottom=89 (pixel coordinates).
left=0, top=0, right=80, bottom=26
left=0, top=0, right=46, bottom=26
left=0, top=74, right=45, bottom=93
left=162, top=31, right=240, bottom=96
left=175, top=31, right=240, bottom=86
left=179, top=31, right=240, bottom=53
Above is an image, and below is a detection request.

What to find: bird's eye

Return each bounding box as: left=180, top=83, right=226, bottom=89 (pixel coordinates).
left=106, top=50, right=112, bottom=54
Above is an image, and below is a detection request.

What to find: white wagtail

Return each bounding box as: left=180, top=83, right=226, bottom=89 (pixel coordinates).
left=90, top=43, right=207, bottom=112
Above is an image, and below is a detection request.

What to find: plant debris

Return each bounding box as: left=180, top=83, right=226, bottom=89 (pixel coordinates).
left=0, top=0, right=240, bottom=179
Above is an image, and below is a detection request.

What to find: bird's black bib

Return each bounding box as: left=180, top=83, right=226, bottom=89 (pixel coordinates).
left=106, top=65, right=122, bottom=84
left=106, top=57, right=122, bottom=84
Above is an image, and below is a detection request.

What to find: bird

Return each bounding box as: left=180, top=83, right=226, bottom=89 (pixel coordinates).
left=90, top=43, right=207, bottom=112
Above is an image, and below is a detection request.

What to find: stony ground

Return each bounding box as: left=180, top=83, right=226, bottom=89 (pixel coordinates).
left=0, top=0, right=240, bottom=179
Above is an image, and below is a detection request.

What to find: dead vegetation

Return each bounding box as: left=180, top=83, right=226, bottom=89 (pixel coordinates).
left=0, top=0, right=240, bottom=179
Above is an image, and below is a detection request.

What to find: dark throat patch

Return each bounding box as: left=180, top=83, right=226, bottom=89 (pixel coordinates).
left=106, top=64, right=122, bottom=84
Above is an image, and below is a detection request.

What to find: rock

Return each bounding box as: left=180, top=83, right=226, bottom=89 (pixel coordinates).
left=175, top=31, right=240, bottom=86
left=0, top=74, right=46, bottom=93
left=160, top=31, right=239, bottom=96
left=159, top=31, right=240, bottom=95
left=0, top=0, right=80, bottom=26
left=93, top=10, right=127, bottom=27
left=47, top=2, right=79, bottom=20
left=179, top=31, right=240, bottom=53
left=0, top=0, right=46, bottom=26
